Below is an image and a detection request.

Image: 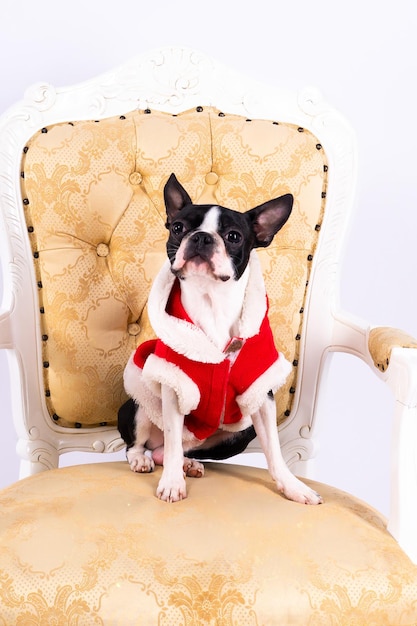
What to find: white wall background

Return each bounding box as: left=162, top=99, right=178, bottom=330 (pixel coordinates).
left=0, top=0, right=415, bottom=517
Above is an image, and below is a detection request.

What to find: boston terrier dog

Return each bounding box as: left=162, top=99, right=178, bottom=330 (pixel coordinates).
left=118, top=173, right=322, bottom=505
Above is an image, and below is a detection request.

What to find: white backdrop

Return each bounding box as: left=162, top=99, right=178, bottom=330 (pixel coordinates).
left=0, top=0, right=415, bottom=516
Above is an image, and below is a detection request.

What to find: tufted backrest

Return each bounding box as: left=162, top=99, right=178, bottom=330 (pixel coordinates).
left=21, top=106, right=327, bottom=430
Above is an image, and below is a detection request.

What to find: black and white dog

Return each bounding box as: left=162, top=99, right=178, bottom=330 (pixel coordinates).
left=118, top=173, right=322, bottom=505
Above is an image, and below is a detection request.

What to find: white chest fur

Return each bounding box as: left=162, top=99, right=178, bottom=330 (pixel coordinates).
left=179, top=268, right=250, bottom=351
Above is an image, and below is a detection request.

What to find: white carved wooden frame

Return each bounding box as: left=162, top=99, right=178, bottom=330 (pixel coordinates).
left=0, top=46, right=416, bottom=563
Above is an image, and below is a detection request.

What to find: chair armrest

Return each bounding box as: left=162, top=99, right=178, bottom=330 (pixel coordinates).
left=368, top=327, right=417, bottom=374
left=332, top=311, right=417, bottom=377
left=332, top=311, right=417, bottom=563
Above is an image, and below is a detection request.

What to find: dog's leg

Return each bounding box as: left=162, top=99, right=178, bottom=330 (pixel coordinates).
left=126, top=405, right=155, bottom=474
left=118, top=398, right=138, bottom=447
left=251, top=397, right=323, bottom=505
left=152, top=445, right=204, bottom=479
left=156, top=385, right=188, bottom=502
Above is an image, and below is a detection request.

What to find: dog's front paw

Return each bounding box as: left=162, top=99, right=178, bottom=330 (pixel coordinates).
left=156, top=474, right=187, bottom=502
left=277, top=474, right=323, bottom=505
left=127, top=448, right=155, bottom=473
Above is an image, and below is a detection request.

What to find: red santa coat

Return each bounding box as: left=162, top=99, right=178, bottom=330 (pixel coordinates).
left=124, top=253, right=291, bottom=442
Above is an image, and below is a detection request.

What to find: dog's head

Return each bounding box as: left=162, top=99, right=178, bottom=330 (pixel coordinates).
left=164, top=173, right=293, bottom=281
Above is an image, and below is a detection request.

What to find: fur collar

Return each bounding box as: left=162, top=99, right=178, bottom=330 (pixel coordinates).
left=147, top=251, right=268, bottom=364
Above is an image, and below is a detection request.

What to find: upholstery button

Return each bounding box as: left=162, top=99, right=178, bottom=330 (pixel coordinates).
left=129, top=172, right=143, bottom=185
left=128, top=323, right=141, bottom=336
left=96, top=243, right=109, bottom=257
left=205, top=172, right=219, bottom=185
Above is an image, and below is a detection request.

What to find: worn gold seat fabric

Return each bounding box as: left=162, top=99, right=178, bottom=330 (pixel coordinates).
left=1, top=462, right=417, bottom=624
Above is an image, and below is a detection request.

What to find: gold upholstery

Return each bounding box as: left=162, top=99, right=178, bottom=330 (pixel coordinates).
left=21, top=107, right=326, bottom=428
left=1, top=462, right=416, bottom=624
left=368, top=326, right=417, bottom=372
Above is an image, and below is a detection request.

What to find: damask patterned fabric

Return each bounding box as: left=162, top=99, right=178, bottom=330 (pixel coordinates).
left=0, top=462, right=416, bottom=624
left=21, top=107, right=327, bottom=428
left=368, top=326, right=417, bottom=372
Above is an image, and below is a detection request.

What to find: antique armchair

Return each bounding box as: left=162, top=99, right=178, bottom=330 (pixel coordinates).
left=0, top=47, right=416, bottom=624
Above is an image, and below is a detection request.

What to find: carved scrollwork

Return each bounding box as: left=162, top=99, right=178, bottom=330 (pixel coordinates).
left=90, top=47, right=216, bottom=115
left=299, top=424, right=312, bottom=439
left=297, top=86, right=325, bottom=117
left=281, top=435, right=316, bottom=467
left=105, top=435, right=125, bottom=453
left=16, top=437, right=59, bottom=470
left=23, top=82, right=57, bottom=112
left=92, top=440, right=106, bottom=453
left=92, top=438, right=125, bottom=453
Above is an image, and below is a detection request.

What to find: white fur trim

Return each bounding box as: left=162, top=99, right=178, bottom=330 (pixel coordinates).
left=147, top=253, right=267, bottom=363
left=123, top=353, right=163, bottom=425
left=123, top=352, right=200, bottom=431
left=219, top=415, right=254, bottom=433
left=236, top=354, right=292, bottom=416
left=142, top=354, right=200, bottom=416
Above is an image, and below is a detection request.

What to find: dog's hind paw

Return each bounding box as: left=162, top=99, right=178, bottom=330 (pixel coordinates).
left=183, top=458, right=204, bottom=478
left=127, top=449, right=155, bottom=473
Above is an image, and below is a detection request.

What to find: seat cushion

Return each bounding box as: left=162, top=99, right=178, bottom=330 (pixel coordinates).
left=0, top=462, right=416, bottom=624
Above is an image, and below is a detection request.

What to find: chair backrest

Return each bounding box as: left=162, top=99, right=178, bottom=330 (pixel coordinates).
left=0, top=47, right=357, bottom=476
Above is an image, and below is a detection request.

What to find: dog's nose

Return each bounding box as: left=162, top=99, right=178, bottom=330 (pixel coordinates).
left=191, top=231, right=214, bottom=247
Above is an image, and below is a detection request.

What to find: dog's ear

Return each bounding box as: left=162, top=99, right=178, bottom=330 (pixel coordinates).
left=164, top=173, right=192, bottom=225
left=247, top=194, right=293, bottom=248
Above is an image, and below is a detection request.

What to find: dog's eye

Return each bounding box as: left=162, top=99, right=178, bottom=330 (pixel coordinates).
left=172, top=222, right=184, bottom=236
left=226, top=231, right=242, bottom=244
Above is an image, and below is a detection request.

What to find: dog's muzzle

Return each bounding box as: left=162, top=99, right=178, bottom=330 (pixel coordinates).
left=184, top=231, right=216, bottom=263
